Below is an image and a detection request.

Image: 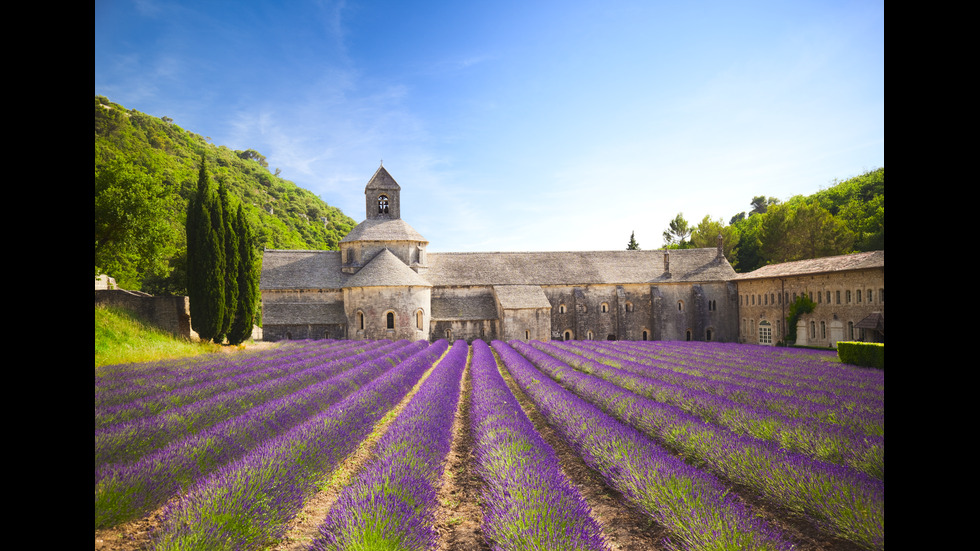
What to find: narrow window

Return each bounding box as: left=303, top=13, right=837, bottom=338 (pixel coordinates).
left=836, top=290, right=841, bottom=304
left=821, top=321, right=826, bottom=339
left=678, top=301, right=684, bottom=312
left=857, top=289, right=862, bottom=303
left=867, top=289, right=873, bottom=303
left=446, top=329, right=452, bottom=340
left=525, top=330, right=530, bottom=341
left=358, top=311, right=365, bottom=331
left=378, top=195, right=389, bottom=214
left=564, top=330, right=572, bottom=341
left=879, top=288, right=884, bottom=303
left=846, top=290, right=851, bottom=303
left=559, top=304, right=566, bottom=314
left=601, top=302, right=609, bottom=313
left=642, top=330, right=649, bottom=341
left=416, top=309, right=424, bottom=330
left=386, top=312, right=395, bottom=329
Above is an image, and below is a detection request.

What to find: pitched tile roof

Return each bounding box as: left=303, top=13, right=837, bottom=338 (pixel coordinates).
left=431, top=293, right=498, bottom=320
left=424, top=249, right=736, bottom=286
left=262, top=301, right=347, bottom=324
left=493, top=285, right=552, bottom=309
left=734, top=251, right=884, bottom=280
left=260, top=250, right=346, bottom=290
left=339, top=218, right=427, bottom=243
left=343, top=248, right=432, bottom=288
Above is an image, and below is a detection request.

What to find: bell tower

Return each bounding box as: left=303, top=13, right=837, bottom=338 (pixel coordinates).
left=365, top=164, right=400, bottom=220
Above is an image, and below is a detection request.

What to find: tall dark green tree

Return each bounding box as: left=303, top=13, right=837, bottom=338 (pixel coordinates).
left=228, top=203, right=258, bottom=345
left=217, top=181, right=239, bottom=342
left=187, top=156, right=225, bottom=343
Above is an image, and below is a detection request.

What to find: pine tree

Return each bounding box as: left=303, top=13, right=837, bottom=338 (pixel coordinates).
left=228, top=203, right=258, bottom=345
left=627, top=231, right=640, bottom=250
left=187, top=156, right=225, bottom=343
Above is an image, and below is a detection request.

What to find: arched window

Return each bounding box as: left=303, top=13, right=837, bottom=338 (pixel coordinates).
left=685, top=329, right=692, bottom=341
left=378, top=195, right=389, bottom=214
left=677, top=300, right=684, bottom=312
left=642, top=330, right=649, bottom=341
left=706, top=328, right=713, bottom=341
left=559, top=304, right=566, bottom=314
left=416, top=309, right=424, bottom=330
left=758, top=320, right=772, bottom=345
left=625, top=302, right=633, bottom=313
left=386, top=312, right=395, bottom=330
left=564, top=330, right=573, bottom=341
left=587, top=330, right=594, bottom=340
left=601, top=302, right=609, bottom=313
left=358, top=311, right=365, bottom=331
left=446, top=329, right=452, bottom=340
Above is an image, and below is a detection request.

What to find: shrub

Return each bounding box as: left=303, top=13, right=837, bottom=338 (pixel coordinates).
left=837, top=341, right=884, bottom=369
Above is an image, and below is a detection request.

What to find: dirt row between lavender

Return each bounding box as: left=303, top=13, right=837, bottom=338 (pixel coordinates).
left=95, top=347, right=867, bottom=551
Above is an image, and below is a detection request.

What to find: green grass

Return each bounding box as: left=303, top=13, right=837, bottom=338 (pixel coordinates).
left=95, top=304, right=224, bottom=368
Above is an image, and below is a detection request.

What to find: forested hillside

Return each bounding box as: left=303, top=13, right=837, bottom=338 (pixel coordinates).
left=95, top=96, right=356, bottom=294
left=658, top=167, right=884, bottom=273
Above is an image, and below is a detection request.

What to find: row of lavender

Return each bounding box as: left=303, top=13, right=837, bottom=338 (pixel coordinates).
left=151, top=340, right=452, bottom=550
left=94, top=339, right=428, bottom=529
left=510, top=340, right=884, bottom=549
left=551, top=340, right=885, bottom=479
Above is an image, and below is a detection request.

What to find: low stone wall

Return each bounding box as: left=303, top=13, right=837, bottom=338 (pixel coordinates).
left=95, top=290, right=194, bottom=340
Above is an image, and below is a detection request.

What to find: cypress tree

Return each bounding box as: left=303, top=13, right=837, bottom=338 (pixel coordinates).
left=217, top=181, right=238, bottom=342
left=187, top=157, right=225, bottom=343
left=228, top=203, right=257, bottom=345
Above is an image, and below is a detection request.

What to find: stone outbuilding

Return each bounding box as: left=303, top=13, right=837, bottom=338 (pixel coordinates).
left=733, top=251, right=884, bottom=347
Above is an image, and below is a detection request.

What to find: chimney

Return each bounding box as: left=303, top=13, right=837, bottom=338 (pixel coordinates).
left=663, top=250, right=671, bottom=278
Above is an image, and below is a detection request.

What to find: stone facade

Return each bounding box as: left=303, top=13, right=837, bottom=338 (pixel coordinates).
left=260, top=166, right=882, bottom=346
left=260, top=166, right=746, bottom=343
left=733, top=251, right=884, bottom=347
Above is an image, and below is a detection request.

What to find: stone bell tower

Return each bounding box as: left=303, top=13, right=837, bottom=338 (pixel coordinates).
left=365, top=164, right=400, bottom=220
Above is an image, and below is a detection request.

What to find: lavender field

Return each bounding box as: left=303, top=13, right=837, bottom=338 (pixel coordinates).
left=95, top=339, right=883, bottom=551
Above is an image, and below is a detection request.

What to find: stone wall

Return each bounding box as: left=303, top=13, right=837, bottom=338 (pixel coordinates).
left=95, top=290, right=194, bottom=339
left=737, top=267, right=884, bottom=347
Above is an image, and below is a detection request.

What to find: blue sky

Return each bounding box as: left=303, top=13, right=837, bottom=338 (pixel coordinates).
left=95, top=0, right=883, bottom=252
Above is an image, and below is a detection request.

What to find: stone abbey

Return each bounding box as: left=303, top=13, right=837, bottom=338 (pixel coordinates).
left=260, top=166, right=883, bottom=346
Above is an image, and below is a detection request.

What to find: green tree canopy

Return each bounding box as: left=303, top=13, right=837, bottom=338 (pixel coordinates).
left=95, top=160, right=179, bottom=289
left=689, top=215, right=740, bottom=262
left=662, top=213, right=692, bottom=248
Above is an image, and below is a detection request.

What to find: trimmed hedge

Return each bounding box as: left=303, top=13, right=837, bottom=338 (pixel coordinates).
left=837, top=342, right=884, bottom=369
